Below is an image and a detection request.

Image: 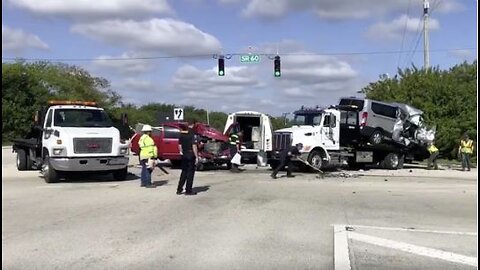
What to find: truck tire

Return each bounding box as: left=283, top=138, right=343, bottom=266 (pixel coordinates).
left=16, top=149, right=28, bottom=171
left=308, top=150, right=324, bottom=171
left=42, top=155, right=60, bottom=183
left=369, top=130, right=383, bottom=145
left=113, top=167, right=128, bottom=181
left=382, top=153, right=400, bottom=170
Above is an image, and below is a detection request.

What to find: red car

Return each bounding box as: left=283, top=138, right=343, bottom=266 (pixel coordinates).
left=130, top=122, right=232, bottom=170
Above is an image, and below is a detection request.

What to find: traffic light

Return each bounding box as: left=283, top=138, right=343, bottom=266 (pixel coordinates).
left=218, top=57, right=225, bottom=76
left=274, top=55, right=281, bottom=77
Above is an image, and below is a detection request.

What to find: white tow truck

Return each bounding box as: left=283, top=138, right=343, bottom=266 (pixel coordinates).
left=12, top=100, right=130, bottom=183
left=269, top=105, right=429, bottom=170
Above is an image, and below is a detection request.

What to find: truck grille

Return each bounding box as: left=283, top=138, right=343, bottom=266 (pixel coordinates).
left=73, top=138, right=112, bottom=154
left=272, top=132, right=292, bottom=151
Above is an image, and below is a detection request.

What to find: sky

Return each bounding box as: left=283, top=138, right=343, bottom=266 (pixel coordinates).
left=2, top=0, right=477, bottom=117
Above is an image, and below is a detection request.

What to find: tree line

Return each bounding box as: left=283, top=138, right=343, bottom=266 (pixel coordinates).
left=2, top=60, right=477, bottom=160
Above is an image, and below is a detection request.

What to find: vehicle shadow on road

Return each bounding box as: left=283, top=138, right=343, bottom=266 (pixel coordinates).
left=152, top=180, right=169, bottom=187
left=192, top=185, right=210, bottom=194
left=48, top=172, right=140, bottom=183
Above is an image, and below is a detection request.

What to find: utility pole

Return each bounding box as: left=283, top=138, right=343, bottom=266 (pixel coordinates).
left=423, top=0, right=430, bottom=70
left=206, top=109, right=210, bottom=125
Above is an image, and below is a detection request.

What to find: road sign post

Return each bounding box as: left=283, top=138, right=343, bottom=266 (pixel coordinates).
left=173, top=108, right=184, bottom=121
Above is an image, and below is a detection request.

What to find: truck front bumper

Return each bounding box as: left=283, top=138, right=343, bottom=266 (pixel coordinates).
left=49, top=156, right=129, bottom=171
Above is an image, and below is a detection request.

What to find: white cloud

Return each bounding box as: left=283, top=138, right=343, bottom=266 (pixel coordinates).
left=366, top=15, right=440, bottom=41
left=7, top=0, right=172, bottom=20
left=172, top=65, right=262, bottom=97
left=240, top=0, right=462, bottom=20
left=92, top=52, right=154, bottom=75
left=2, top=24, right=49, bottom=54
left=448, top=49, right=474, bottom=60
left=71, top=18, right=222, bottom=55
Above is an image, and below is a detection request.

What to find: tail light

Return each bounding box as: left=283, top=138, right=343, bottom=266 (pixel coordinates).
left=360, top=112, right=368, bottom=127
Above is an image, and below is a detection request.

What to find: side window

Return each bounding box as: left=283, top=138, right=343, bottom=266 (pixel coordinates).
left=371, top=103, right=397, bottom=118
left=371, top=102, right=383, bottom=115
left=152, top=128, right=162, bottom=137
left=323, top=115, right=331, bottom=127
left=45, top=110, right=53, bottom=128
left=164, top=127, right=180, bottom=139
left=347, top=111, right=357, bottom=125
left=340, top=111, right=347, bottom=124
left=330, top=115, right=337, bottom=127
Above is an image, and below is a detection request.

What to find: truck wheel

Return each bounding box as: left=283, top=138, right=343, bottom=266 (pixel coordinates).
left=308, top=150, right=324, bottom=171
left=369, top=130, right=383, bottom=145
left=113, top=167, right=128, bottom=181
left=42, top=155, right=60, bottom=183
left=16, top=149, right=28, bottom=171
left=382, top=153, right=400, bottom=170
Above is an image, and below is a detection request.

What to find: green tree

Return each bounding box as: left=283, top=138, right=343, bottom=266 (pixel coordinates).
left=2, top=61, right=122, bottom=143
left=360, top=61, right=477, bottom=159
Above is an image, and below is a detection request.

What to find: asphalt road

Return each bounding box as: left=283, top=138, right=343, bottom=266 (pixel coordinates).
left=2, top=148, right=477, bottom=270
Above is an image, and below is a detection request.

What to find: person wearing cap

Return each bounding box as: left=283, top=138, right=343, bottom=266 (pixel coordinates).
left=138, top=125, right=157, bottom=188
left=271, top=143, right=303, bottom=179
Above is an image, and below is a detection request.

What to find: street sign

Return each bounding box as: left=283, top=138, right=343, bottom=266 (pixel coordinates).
left=240, top=54, right=260, bottom=63
left=173, top=108, right=184, bottom=121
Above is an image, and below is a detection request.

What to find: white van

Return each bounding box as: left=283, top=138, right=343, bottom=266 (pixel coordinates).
left=223, top=111, right=273, bottom=166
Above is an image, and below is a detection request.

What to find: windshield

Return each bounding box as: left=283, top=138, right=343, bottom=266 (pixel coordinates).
left=294, top=113, right=322, bottom=126
left=54, top=109, right=113, bottom=127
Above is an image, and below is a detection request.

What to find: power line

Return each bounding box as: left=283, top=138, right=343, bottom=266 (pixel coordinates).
left=1, top=48, right=475, bottom=62
left=398, top=0, right=412, bottom=68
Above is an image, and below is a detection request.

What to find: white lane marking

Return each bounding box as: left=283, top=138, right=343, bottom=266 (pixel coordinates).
left=349, top=231, right=477, bottom=267
left=333, top=225, right=352, bottom=270
left=344, top=224, right=477, bottom=236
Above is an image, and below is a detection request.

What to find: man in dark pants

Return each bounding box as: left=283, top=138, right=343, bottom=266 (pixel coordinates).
left=177, top=123, right=199, bottom=195
left=271, top=143, right=303, bottom=179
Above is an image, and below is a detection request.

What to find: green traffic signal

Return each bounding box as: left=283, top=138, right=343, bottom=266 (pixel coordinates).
left=274, top=71, right=281, bottom=77
left=218, top=70, right=224, bottom=76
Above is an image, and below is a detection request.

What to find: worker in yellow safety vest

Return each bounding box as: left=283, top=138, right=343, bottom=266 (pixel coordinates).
left=139, top=125, right=158, bottom=187
left=426, top=142, right=439, bottom=170
left=458, top=133, right=474, bottom=171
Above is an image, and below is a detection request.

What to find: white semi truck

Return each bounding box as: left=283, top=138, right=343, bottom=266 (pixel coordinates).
left=12, top=100, right=130, bottom=183
left=269, top=105, right=429, bottom=170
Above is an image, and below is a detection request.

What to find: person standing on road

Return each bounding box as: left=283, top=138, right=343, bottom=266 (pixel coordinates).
left=458, top=133, right=474, bottom=171
left=426, top=142, right=439, bottom=170
left=177, top=123, right=199, bottom=195
left=229, top=130, right=243, bottom=173
left=271, top=143, right=303, bottom=179
left=139, top=125, right=157, bottom=188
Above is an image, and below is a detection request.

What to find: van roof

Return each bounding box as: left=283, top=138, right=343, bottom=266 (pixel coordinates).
left=230, top=111, right=264, bottom=116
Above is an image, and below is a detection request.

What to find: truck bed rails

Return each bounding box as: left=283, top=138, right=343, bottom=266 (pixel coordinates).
left=12, top=138, right=41, bottom=149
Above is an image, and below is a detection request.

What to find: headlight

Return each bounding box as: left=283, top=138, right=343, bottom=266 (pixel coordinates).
left=53, top=148, right=65, bottom=155
left=120, top=148, right=129, bottom=155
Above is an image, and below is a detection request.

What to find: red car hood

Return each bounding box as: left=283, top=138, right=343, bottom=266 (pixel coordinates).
left=193, top=123, right=229, bottom=142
